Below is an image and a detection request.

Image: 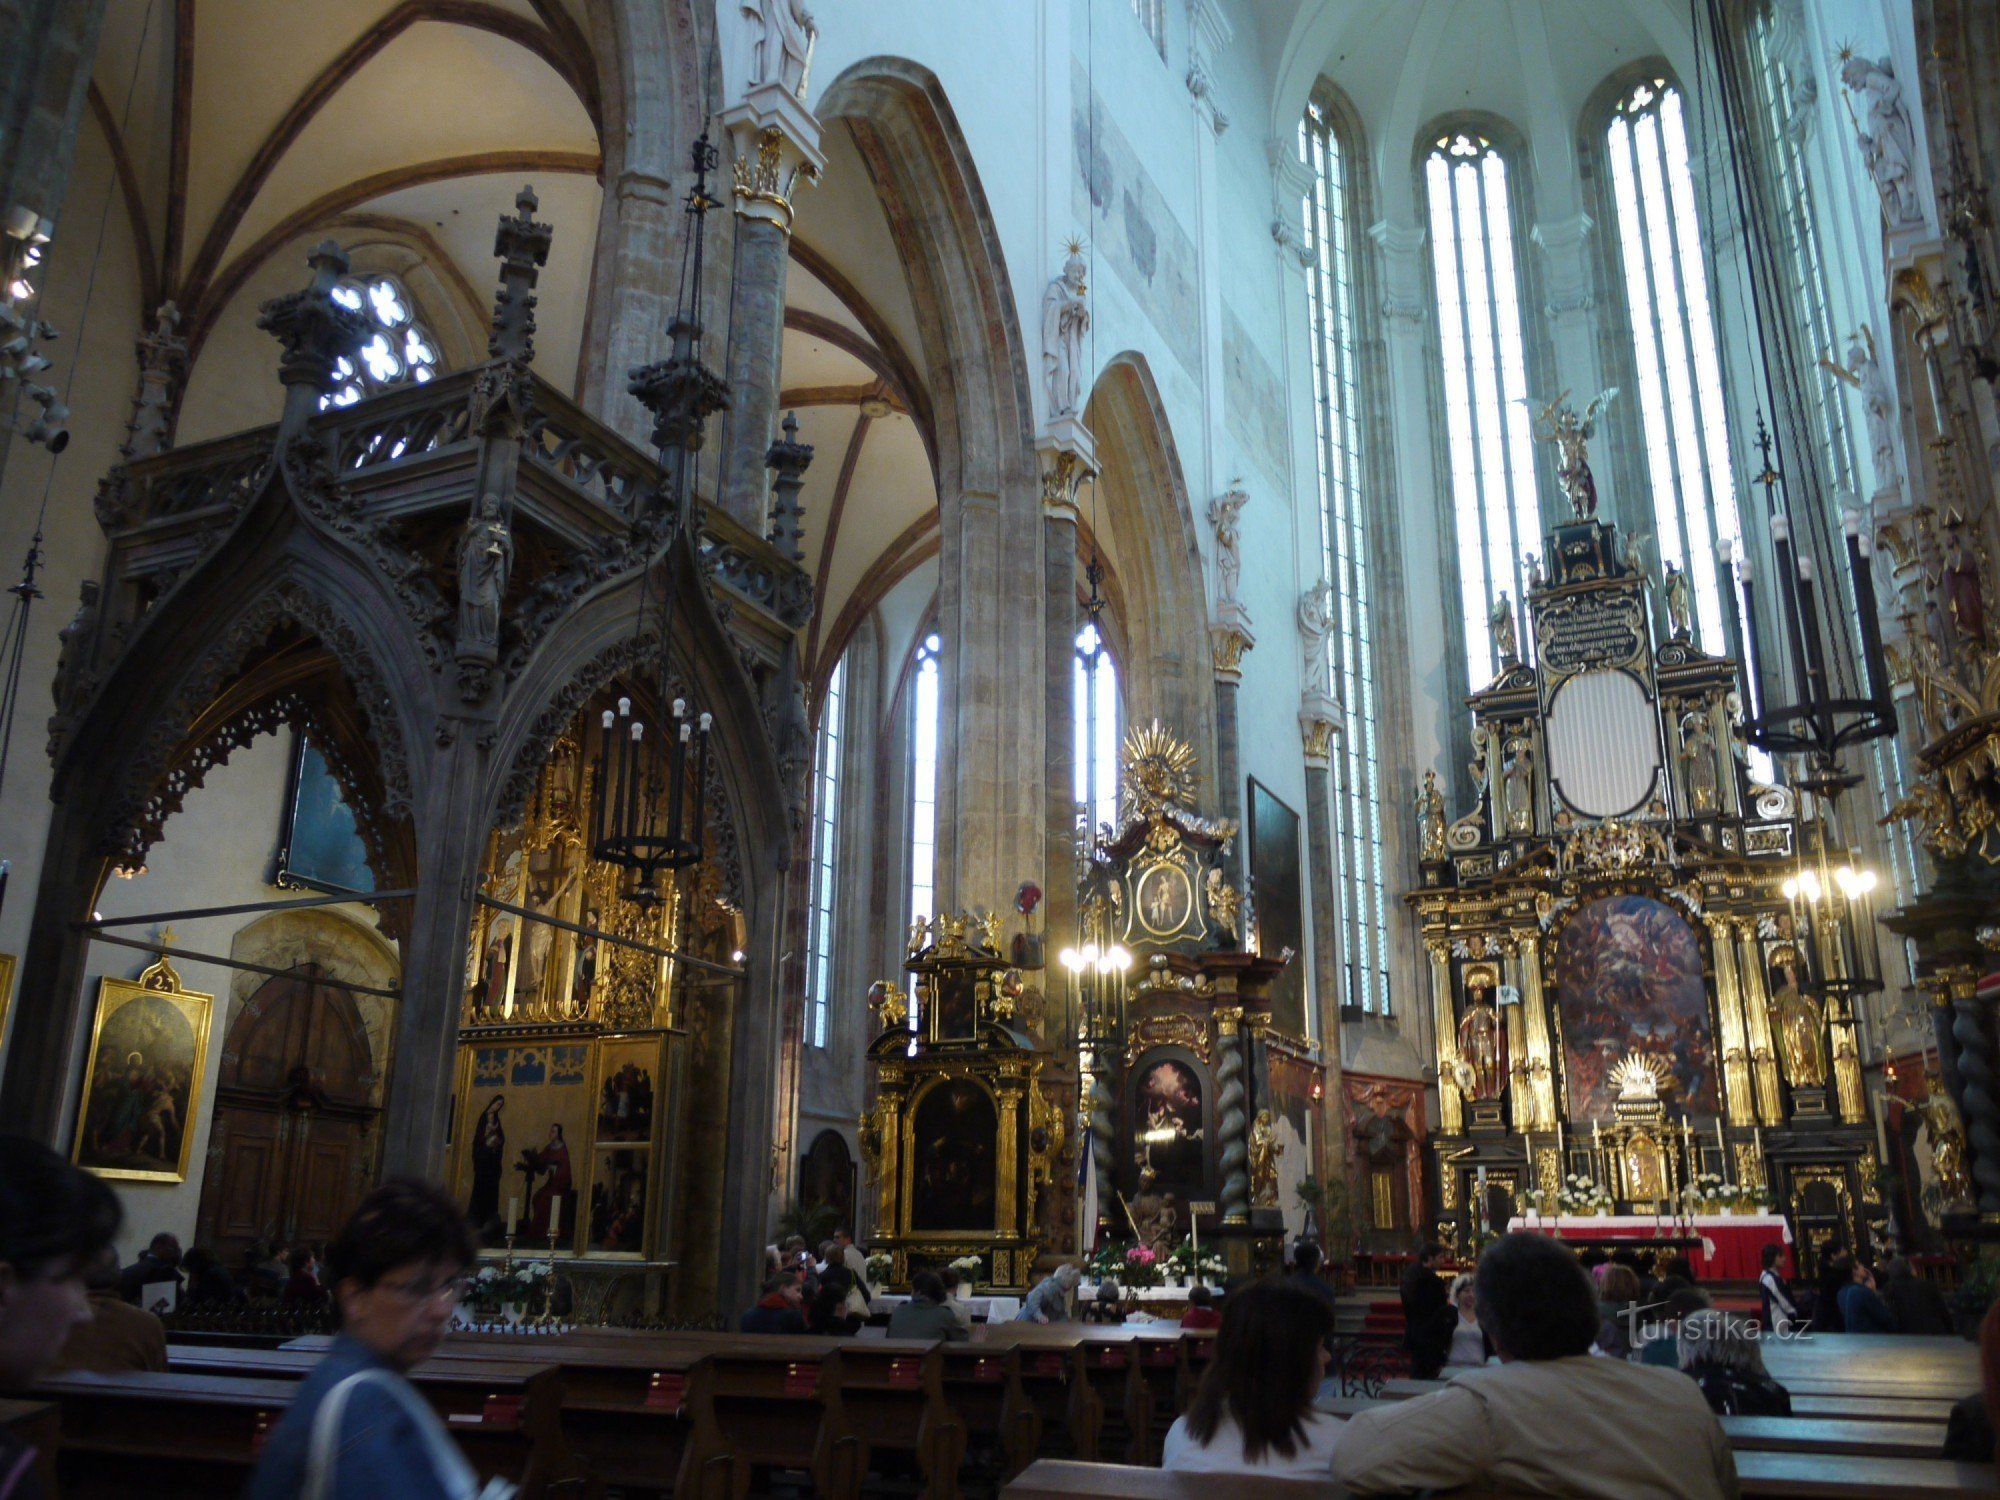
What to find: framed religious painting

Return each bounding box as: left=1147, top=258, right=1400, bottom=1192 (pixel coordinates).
left=72, top=956, right=214, bottom=1183
left=452, top=1038, right=592, bottom=1251
left=273, top=731, right=376, bottom=895
left=1247, top=778, right=1305, bottom=1039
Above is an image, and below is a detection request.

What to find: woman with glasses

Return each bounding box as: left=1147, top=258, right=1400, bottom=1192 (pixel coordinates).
left=246, top=1178, right=512, bottom=1499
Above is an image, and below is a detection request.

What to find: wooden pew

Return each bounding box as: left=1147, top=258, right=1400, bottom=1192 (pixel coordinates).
left=443, top=1330, right=868, bottom=1500
left=35, top=1365, right=575, bottom=1499
left=832, top=1338, right=965, bottom=1500
left=271, top=1335, right=739, bottom=1499
left=975, top=1326, right=1104, bottom=1462
left=1718, top=1413, right=1948, bottom=1459
left=937, top=1343, right=1040, bottom=1480
left=0, top=1399, right=59, bottom=1498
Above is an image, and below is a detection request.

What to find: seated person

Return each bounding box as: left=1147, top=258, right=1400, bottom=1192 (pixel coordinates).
left=1015, top=1263, right=1081, bottom=1323
left=180, top=1245, right=245, bottom=1307
left=1162, top=1280, right=1342, bottom=1476
left=1881, top=1257, right=1952, bottom=1336
left=740, top=1269, right=809, bottom=1334
left=282, top=1245, right=328, bottom=1309
left=935, top=1267, right=972, bottom=1333
left=50, top=1246, right=167, bottom=1374
left=1289, top=1240, right=1338, bottom=1311
left=1638, top=1282, right=1711, bottom=1366
left=1677, top=1308, right=1790, bottom=1416
left=1333, top=1232, right=1737, bottom=1500
left=1837, top=1258, right=1896, bottom=1334
left=1595, top=1263, right=1641, bottom=1358
left=1756, top=1243, right=1798, bottom=1334
left=116, top=1231, right=182, bottom=1310
left=806, top=1264, right=864, bottom=1336
left=1812, top=1250, right=1852, bottom=1332
left=244, top=1179, right=489, bottom=1500
left=1079, top=1279, right=1128, bottom=1325
left=1181, top=1283, right=1222, bottom=1330
left=886, top=1270, right=967, bottom=1342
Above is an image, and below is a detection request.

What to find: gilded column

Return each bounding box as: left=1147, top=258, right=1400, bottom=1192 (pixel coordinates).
left=995, top=1070, right=1025, bottom=1235
left=1734, top=920, right=1785, bottom=1123
left=1515, top=935, right=1557, bottom=1131
left=1706, top=915, right=1756, bottom=1126
left=1426, top=938, right=1464, bottom=1135
left=1215, top=1006, right=1251, bottom=1220
left=1501, top=941, right=1532, bottom=1132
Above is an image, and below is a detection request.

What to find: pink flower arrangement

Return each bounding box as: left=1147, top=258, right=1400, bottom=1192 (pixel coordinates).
left=1124, top=1246, right=1157, bottom=1267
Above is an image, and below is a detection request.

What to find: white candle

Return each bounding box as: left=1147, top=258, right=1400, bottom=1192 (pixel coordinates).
left=1716, top=1118, right=1729, bottom=1184
left=548, top=1194, right=562, bottom=1239
left=507, top=1197, right=519, bottom=1236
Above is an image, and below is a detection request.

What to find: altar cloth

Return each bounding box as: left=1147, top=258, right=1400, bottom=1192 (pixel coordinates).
left=1505, top=1212, right=1793, bottom=1280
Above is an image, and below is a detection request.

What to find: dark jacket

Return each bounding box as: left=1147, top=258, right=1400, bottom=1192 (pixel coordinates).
left=1944, top=1391, right=1995, bottom=1463
left=1837, top=1281, right=1896, bottom=1334
left=1883, top=1269, right=1953, bottom=1335
left=115, top=1253, right=181, bottom=1308
left=1688, top=1362, right=1793, bottom=1417
left=740, top=1294, right=809, bottom=1334
left=1398, top=1262, right=1447, bottom=1351
left=887, top=1298, right=969, bottom=1342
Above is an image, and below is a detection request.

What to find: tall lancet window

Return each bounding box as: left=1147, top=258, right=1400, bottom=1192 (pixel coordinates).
left=908, top=632, right=942, bottom=928
left=805, top=657, right=845, bottom=1049
left=1604, top=76, right=1743, bottom=653
left=1305, top=90, right=1390, bottom=1016
left=1074, top=621, right=1119, bottom=836
left=1425, top=129, right=1542, bottom=692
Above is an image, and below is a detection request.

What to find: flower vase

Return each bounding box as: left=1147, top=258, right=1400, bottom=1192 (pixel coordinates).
left=501, top=1303, right=526, bottom=1328
left=1594, top=1205, right=1609, bottom=1217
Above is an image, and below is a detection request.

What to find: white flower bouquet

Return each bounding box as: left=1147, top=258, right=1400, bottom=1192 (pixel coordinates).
left=1555, top=1173, right=1611, bottom=1212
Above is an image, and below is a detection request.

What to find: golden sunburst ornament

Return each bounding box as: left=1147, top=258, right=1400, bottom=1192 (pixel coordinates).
left=1609, top=1053, right=1673, bottom=1102
left=1121, top=719, right=1198, bottom=813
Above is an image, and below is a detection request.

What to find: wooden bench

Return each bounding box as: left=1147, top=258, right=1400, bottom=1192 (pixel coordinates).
left=1718, top=1413, right=1948, bottom=1458
left=34, top=1365, right=575, bottom=1499
left=831, top=1338, right=965, bottom=1500
left=937, top=1343, right=1040, bottom=1479
left=0, top=1399, right=59, bottom=1498
left=976, top=1326, right=1105, bottom=1462
left=1001, top=1454, right=2000, bottom=1498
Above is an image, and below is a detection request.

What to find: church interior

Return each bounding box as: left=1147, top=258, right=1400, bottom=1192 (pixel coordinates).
left=2, top=0, right=2000, bottom=1493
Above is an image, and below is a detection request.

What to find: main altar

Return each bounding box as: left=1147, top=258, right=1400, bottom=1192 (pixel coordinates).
left=1408, top=421, right=1877, bottom=1275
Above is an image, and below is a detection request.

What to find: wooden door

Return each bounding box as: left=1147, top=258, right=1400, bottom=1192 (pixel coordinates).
left=196, top=965, right=379, bottom=1261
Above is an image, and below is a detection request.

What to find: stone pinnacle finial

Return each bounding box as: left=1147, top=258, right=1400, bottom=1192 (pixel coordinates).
left=258, top=240, right=368, bottom=420
left=490, top=183, right=554, bottom=364
left=765, top=410, right=813, bottom=564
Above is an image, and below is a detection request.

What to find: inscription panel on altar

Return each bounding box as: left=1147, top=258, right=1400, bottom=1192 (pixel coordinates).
left=1533, top=590, right=1650, bottom=684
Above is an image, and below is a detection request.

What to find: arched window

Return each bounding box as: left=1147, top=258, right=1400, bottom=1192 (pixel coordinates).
left=321, top=272, right=442, bottom=409
left=1304, top=90, right=1391, bottom=1016
left=1074, top=621, right=1119, bottom=836
left=1603, top=76, right=1742, bottom=653
left=805, top=656, right=845, bottom=1049
left=908, top=632, right=942, bottom=928
left=1424, top=128, right=1542, bottom=691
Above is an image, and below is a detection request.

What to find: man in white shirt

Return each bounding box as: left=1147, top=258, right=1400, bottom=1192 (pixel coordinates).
left=832, top=1227, right=870, bottom=1304
left=1332, top=1232, right=1738, bottom=1500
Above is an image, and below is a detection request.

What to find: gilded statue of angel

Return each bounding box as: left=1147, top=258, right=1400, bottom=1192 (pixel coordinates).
left=1205, top=866, right=1240, bottom=936
left=1532, top=387, right=1619, bottom=520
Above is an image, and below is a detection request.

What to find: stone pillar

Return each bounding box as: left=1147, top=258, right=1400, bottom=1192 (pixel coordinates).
left=715, top=88, right=823, bottom=531
left=1210, top=612, right=1253, bottom=907
left=577, top=169, right=681, bottom=445
left=1298, top=692, right=1349, bottom=1177
left=1039, top=424, right=1095, bottom=967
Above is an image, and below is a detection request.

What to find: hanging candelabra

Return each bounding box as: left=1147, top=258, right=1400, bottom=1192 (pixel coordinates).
left=589, top=130, right=730, bottom=905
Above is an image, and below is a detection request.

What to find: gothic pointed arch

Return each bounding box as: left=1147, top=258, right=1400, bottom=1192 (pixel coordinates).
left=1082, top=353, right=1217, bottom=800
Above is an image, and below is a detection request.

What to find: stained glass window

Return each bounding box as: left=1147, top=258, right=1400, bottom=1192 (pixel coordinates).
left=806, top=656, right=844, bottom=1048
left=320, top=273, right=441, bottom=409
left=1074, top=622, right=1119, bottom=837
left=909, top=632, right=942, bottom=928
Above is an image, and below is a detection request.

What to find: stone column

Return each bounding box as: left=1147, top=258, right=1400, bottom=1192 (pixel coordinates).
left=1210, top=613, right=1253, bottom=906
left=577, top=169, right=681, bottom=445
left=715, top=88, right=823, bottom=532
left=1039, top=423, right=1096, bottom=968
left=1216, top=1005, right=1250, bottom=1222
left=1298, top=693, right=1350, bottom=1176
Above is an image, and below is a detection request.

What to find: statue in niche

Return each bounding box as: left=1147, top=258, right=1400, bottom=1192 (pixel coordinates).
left=1041, top=239, right=1090, bottom=419
left=1455, top=968, right=1507, bottom=1101
left=1502, top=736, right=1535, bottom=834
left=1838, top=53, right=1924, bottom=227
left=1415, top=770, right=1447, bottom=861
left=1915, top=1072, right=1973, bottom=1210
left=1489, top=592, right=1519, bottom=666
left=736, top=0, right=816, bottom=99
left=1207, top=487, right=1247, bottom=606
left=1679, top=709, right=1719, bottom=814
left=1767, top=947, right=1828, bottom=1089
left=456, top=492, right=513, bottom=666
left=1249, top=1110, right=1282, bottom=1205
left=1298, top=579, right=1334, bottom=696
left=1937, top=518, right=1987, bottom=646
left=1533, top=388, right=1619, bottom=521
left=1663, top=563, right=1693, bottom=641
left=1820, top=326, right=1901, bottom=500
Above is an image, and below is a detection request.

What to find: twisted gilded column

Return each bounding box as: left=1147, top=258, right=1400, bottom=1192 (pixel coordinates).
left=1216, top=1007, right=1250, bottom=1220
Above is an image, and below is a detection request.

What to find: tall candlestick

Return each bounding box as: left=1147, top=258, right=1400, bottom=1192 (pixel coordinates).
left=1716, top=1118, right=1729, bottom=1184
left=507, top=1196, right=519, bottom=1236
left=548, top=1193, right=562, bottom=1240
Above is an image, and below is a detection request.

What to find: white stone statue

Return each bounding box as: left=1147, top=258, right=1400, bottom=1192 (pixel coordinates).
left=1839, top=53, right=1924, bottom=227
left=724, top=0, right=817, bottom=102
left=1298, top=579, right=1335, bottom=697
left=1207, top=486, right=1247, bottom=605
left=1041, top=240, right=1090, bottom=419
left=1821, top=325, right=1901, bottom=500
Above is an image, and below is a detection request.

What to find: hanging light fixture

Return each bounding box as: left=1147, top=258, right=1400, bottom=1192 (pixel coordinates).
left=590, top=131, right=729, bottom=905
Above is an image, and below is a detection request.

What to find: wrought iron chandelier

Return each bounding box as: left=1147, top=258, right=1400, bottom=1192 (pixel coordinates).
left=588, top=131, right=728, bottom=905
